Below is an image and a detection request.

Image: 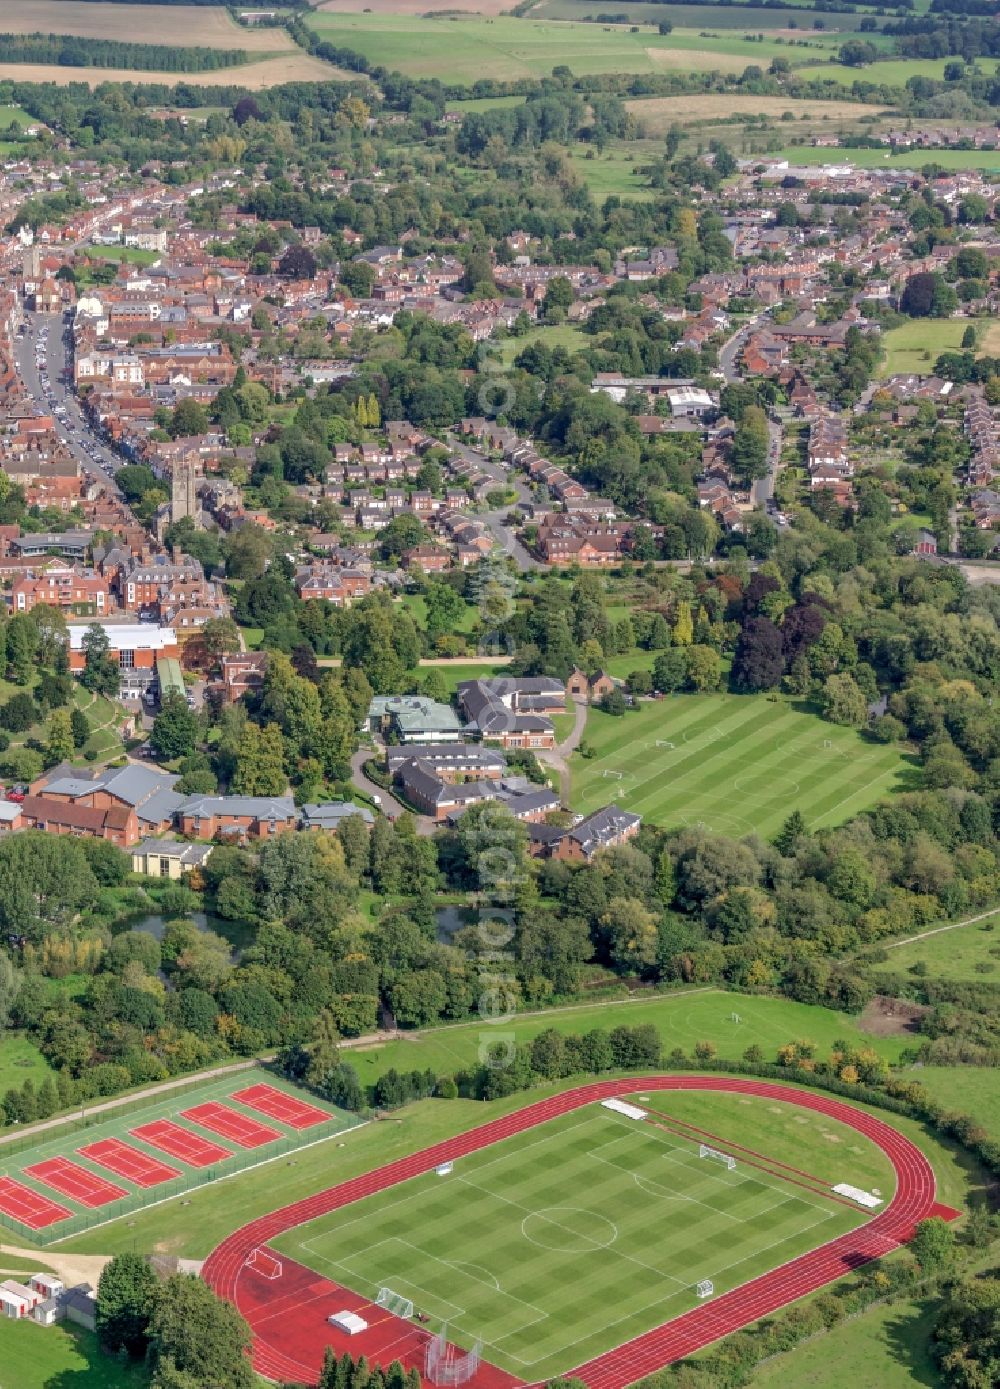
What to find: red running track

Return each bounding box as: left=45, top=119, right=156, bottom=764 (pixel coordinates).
left=201, top=1076, right=958, bottom=1388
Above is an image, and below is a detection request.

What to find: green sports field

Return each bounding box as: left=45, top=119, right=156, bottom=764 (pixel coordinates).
left=572, top=693, right=913, bottom=838
left=276, top=1099, right=881, bottom=1381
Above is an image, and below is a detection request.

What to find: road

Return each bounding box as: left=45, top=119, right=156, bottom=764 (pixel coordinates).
left=14, top=308, right=124, bottom=498
left=751, top=417, right=784, bottom=509
left=446, top=435, right=539, bottom=572
left=718, top=309, right=771, bottom=386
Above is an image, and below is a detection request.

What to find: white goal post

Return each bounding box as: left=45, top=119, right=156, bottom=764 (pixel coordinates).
left=696, top=1279, right=714, bottom=1299
left=602, top=769, right=623, bottom=779
left=376, top=1287, right=414, bottom=1319
left=699, top=1144, right=736, bottom=1171
left=655, top=740, right=675, bottom=748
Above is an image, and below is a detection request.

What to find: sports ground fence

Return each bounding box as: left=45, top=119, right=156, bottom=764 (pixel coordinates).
left=0, top=1111, right=353, bottom=1247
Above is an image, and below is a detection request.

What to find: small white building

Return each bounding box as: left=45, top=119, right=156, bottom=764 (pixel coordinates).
left=33, top=1297, right=61, bottom=1326
left=30, top=1273, right=64, bottom=1300
left=0, top=1280, right=37, bottom=1319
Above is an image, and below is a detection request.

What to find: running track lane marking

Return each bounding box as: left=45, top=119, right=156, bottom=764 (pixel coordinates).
left=201, top=1076, right=958, bottom=1389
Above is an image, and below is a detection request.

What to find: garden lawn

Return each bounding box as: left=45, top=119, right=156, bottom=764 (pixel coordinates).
left=274, top=1099, right=879, bottom=1380
left=569, top=147, right=656, bottom=201
left=572, top=693, right=914, bottom=838
left=0, top=1318, right=149, bottom=1389
left=875, top=914, right=1000, bottom=983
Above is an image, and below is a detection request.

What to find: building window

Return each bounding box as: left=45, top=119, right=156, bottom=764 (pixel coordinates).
left=160, top=859, right=171, bottom=877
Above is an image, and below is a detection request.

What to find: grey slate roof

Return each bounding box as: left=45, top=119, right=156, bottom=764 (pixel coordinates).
left=179, top=795, right=296, bottom=819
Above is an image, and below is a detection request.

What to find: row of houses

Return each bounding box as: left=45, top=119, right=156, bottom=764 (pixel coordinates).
left=5, top=762, right=373, bottom=848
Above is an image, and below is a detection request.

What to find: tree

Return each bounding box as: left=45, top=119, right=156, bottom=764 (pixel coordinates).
left=0, top=951, right=20, bottom=1029
left=5, top=615, right=37, bottom=685
left=97, top=1253, right=159, bottom=1358
left=278, top=244, right=317, bottom=280
left=601, top=896, right=658, bottom=973
left=70, top=706, right=90, bottom=748
left=731, top=405, right=770, bottom=483
left=231, top=722, right=287, bottom=796
left=731, top=617, right=784, bottom=692
left=0, top=692, right=36, bottom=732
left=45, top=708, right=74, bottom=765
left=152, top=695, right=199, bottom=761
left=168, top=399, right=209, bottom=439
left=652, top=649, right=686, bottom=693
left=821, top=673, right=868, bottom=727
left=911, top=1216, right=955, bottom=1273
left=934, top=1270, right=1000, bottom=1386
left=147, top=1274, right=253, bottom=1389
left=773, top=810, right=807, bottom=855
left=80, top=623, right=120, bottom=699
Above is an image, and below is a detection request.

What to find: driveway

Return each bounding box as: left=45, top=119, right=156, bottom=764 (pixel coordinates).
left=350, top=747, right=436, bottom=836
left=537, top=696, right=588, bottom=804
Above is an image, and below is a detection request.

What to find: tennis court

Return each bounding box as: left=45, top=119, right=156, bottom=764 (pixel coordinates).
left=131, top=1119, right=233, bottom=1167
left=25, top=1156, right=127, bottom=1208
left=79, top=1137, right=181, bottom=1188
left=233, top=1083, right=331, bottom=1130
left=181, top=1101, right=282, bottom=1148
left=0, top=1175, right=71, bottom=1229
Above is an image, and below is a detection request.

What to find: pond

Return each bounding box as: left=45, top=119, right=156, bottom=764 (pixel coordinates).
left=435, top=905, right=476, bottom=942
left=123, top=911, right=255, bottom=960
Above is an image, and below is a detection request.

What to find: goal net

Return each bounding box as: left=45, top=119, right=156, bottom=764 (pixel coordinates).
left=696, top=1279, right=714, bottom=1299
left=602, top=769, right=623, bottom=779
left=425, top=1327, right=483, bottom=1386
left=376, top=1287, right=414, bottom=1319
left=699, top=1144, right=736, bottom=1171
left=245, top=1248, right=282, bottom=1280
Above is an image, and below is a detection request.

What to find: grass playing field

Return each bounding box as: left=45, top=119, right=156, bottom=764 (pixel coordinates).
left=572, top=693, right=914, bottom=838
left=877, top=318, right=983, bottom=378
left=0, top=1318, right=148, bottom=1389
left=275, top=1099, right=880, bottom=1380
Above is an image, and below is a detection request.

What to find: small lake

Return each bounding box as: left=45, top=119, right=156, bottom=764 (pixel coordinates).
left=124, top=911, right=254, bottom=959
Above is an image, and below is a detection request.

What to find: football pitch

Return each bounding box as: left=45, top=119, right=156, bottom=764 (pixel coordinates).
left=277, top=1103, right=876, bottom=1381
left=572, top=693, right=913, bottom=839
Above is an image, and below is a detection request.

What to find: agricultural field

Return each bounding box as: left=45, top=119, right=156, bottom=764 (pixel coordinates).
left=626, top=92, right=892, bottom=132
left=0, top=1, right=298, bottom=50
left=273, top=1098, right=886, bottom=1381
left=534, top=0, right=888, bottom=24
left=0, top=1071, right=360, bottom=1244
left=805, top=56, right=1000, bottom=87
left=571, top=693, right=914, bottom=839
left=875, top=914, right=1000, bottom=983
left=0, top=53, right=345, bottom=87
left=877, top=318, right=978, bottom=377
left=305, top=13, right=817, bottom=82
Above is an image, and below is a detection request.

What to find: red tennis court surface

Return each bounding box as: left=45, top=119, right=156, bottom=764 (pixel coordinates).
left=79, top=1137, right=181, bottom=1188
left=232, top=1083, right=330, bottom=1130
left=181, top=1102, right=281, bottom=1149
left=131, top=1119, right=232, bottom=1168
left=25, top=1157, right=127, bottom=1209
left=0, top=1175, right=70, bottom=1229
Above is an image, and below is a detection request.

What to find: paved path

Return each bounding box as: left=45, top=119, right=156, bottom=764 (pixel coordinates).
left=883, top=904, right=1000, bottom=950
